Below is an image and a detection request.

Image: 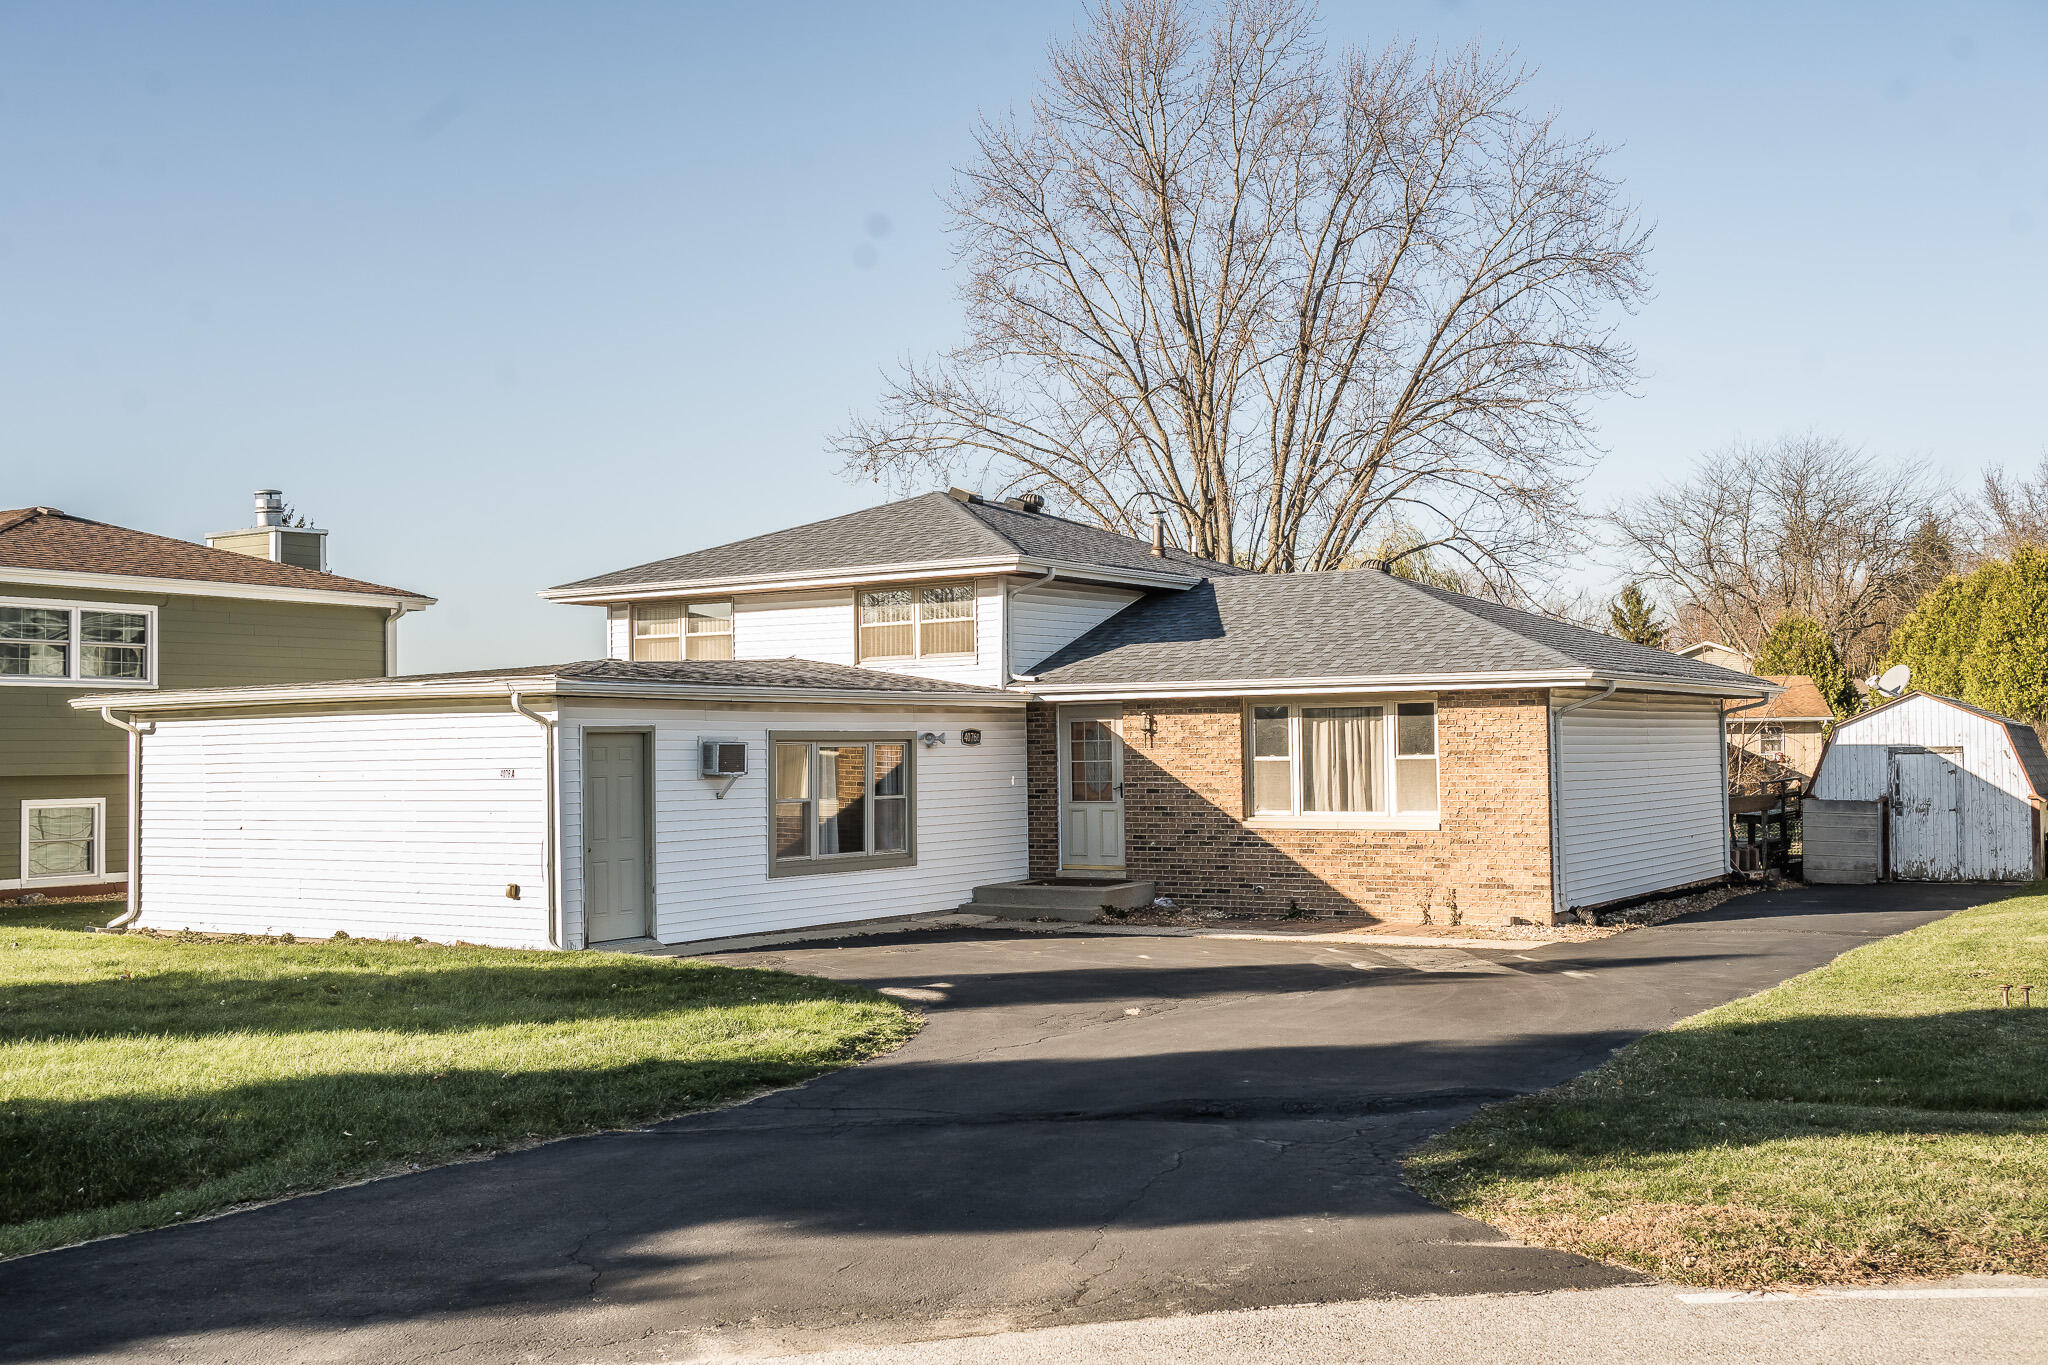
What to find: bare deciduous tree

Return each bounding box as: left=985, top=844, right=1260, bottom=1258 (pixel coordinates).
left=1608, top=434, right=1948, bottom=674
left=1976, top=453, right=2048, bottom=561
left=835, top=0, right=1651, bottom=588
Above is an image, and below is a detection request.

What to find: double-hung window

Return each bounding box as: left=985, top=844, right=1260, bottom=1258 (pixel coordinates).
left=770, top=734, right=914, bottom=875
left=857, top=584, right=976, bottom=661
left=1247, top=699, right=1438, bottom=823
left=0, top=599, right=154, bottom=686
left=21, top=798, right=105, bottom=883
left=632, top=601, right=733, bottom=661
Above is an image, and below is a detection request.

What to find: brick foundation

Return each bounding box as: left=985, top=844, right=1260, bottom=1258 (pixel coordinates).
left=1027, top=691, right=1556, bottom=925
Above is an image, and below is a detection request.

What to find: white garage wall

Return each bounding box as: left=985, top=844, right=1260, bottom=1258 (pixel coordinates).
left=558, top=700, right=1027, bottom=947
left=135, top=706, right=552, bottom=947
left=1556, top=692, right=1728, bottom=910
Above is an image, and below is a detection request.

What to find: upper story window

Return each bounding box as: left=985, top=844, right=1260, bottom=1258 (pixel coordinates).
left=1247, top=698, right=1438, bottom=822
left=632, top=601, right=733, bottom=661
left=0, top=599, right=154, bottom=687
left=858, top=583, right=976, bottom=661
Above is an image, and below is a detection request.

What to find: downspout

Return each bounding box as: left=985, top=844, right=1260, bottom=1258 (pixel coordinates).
left=1002, top=568, right=1057, bottom=686
left=383, top=603, right=416, bottom=676
left=97, top=707, right=154, bottom=930
left=1548, top=680, right=1619, bottom=920
left=508, top=691, right=562, bottom=949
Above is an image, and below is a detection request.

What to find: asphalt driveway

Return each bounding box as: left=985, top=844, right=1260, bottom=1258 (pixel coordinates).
left=0, top=882, right=1990, bottom=1362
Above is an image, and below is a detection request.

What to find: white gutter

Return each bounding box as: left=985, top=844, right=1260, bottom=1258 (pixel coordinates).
left=1546, top=680, right=1619, bottom=920
left=1001, top=568, right=1058, bottom=686
left=69, top=677, right=1030, bottom=715
left=541, top=555, right=1205, bottom=605
left=0, top=565, right=433, bottom=612
left=1021, top=671, right=1775, bottom=703
left=94, top=707, right=154, bottom=930
left=507, top=692, right=563, bottom=950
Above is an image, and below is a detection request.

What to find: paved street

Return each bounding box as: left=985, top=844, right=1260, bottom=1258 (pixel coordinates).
left=0, top=883, right=1992, bottom=1362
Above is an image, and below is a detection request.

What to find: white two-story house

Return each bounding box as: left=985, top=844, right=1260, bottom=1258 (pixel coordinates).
left=77, top=488, right=1768, bottom=949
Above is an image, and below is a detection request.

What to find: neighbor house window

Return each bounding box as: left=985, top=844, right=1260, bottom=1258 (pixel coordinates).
left=21, top=798, right=105, bottom=883
left=0, top=600, right=153, bottom=686
left=1759, top=723, right=1785, bottom=755
left=857, top=584, right=976, bottom=660
left=769, top=734, right=914, bottom=875
left=1246, top=699, right=1438, bottom=820
left=632, top=601, right=733, bottom=661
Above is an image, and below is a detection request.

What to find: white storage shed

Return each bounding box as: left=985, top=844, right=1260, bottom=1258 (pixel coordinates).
left=1809, top=692, right=2048, bottom=882
left=76, top=660, right=1029, bottom=949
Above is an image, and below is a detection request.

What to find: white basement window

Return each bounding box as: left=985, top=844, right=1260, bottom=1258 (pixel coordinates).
left=857, top=584, right=976, bottom=661
left=769, top=734, right=915, bottom=876
left=632, top=601, right=733, bottom=661
left=0, top=599, right=154, bottom=687
left=21, top=798, right=106, bottom=883
left=1246, top=699, right=1439, bottom=825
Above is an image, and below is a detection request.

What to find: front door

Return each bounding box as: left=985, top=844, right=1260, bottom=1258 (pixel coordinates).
left=1059, top=706, right=1125, bottom=874
left=1890, top=749, right=1962, bottom=881
left=584, top=732, right=650, bottom=942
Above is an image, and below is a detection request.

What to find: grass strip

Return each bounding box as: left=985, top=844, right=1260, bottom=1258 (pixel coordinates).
left=1405, top=886, right=2048, bottom=1286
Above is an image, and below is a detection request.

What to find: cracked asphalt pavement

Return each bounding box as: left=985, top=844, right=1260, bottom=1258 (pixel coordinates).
left=0, top=883, right=1989, bottom=1362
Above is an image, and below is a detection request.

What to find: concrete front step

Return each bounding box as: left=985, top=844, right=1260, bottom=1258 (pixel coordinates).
left=966, top=879, right=1156, bottom=923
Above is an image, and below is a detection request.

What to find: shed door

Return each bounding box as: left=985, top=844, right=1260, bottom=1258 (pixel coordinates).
left=584, top=733, right=650, bottom=942
left=1890, top=750, right=1962, bottom=881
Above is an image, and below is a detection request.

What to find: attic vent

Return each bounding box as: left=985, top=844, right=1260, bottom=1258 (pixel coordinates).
left=1008, top=491, right=1046, bottom=514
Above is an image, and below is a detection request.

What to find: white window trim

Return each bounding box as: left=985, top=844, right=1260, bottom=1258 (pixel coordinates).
left=1242, top=694, right=1441, bottom=831
left=0, top=596, right=158, bottom=689
left=20, top=796, right=108, bottom=885
left=856, top=582, right=979, bottom=663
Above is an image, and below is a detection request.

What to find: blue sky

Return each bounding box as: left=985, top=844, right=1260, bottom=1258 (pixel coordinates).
left=2, top=1, right=2042, bottom=669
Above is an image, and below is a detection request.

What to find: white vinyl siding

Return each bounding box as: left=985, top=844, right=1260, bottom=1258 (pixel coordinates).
left=1008, top=581, right=1142, bottom=676
left=1811, top=694, right=2039, bottom=880
left=1556, top=692, right=1727, bottom=910
left=557, top=700, right=1025, bottom=947
left=728, top=580, right=1005, bottom=687
left=133, top=708, right=551, bottom=947
left=606, top=604, right=630, bottom=660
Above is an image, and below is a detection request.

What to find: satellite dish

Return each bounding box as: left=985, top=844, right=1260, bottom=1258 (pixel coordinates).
left=1877, top=664, right=1911, bottom=697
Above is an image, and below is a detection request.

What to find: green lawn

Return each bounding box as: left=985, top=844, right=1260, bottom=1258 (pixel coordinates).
left=0, top=901, right=916, bottom=1258
left=1406, top=886, right=2048, bottom=1286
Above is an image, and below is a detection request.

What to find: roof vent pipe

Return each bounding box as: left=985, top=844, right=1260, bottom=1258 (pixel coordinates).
left=254, top=489, right=286, bottom=527
left=1150, top=514, right=1167, bottom=557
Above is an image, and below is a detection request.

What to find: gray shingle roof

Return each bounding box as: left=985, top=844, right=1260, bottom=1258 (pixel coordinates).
left=1024, top=570, right=1767, bottom=692
left=548, top=491, right=1243, bottom=594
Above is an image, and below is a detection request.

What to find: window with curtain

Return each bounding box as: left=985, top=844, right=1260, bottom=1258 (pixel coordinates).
left=770, top=735, right=915, bottom=874
left=683, top=601, right=734, bottom=659
left=632, top=602, right=733, bottom=661
left=22, top=799, right=100, bottom=880
left=857, top=584, right=977, bottom=660
left=0, top=601, right=152, bottom=684
left=1245, top=700, right=1437, bottom=818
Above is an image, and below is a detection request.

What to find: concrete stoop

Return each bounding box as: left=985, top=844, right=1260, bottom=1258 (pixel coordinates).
left=966, top=879, right=1156, bottom=923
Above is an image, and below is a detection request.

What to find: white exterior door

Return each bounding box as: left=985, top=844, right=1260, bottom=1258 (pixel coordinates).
left=584, top=732, right=650, bottom=942
left=1059, top=706, right=1125, bottom=874
left=1890, top=749, right=1962, bottom=881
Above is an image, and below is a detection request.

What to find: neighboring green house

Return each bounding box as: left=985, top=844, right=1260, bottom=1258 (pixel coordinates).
left=1, top=491, right=432, bottom=897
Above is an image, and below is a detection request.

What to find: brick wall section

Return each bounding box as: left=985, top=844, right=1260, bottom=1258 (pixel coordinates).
left=1026, top=691, right=1556, bottom=925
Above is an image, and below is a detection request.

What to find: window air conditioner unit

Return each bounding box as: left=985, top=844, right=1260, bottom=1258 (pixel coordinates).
left=699, top=740, right=748, bottom=778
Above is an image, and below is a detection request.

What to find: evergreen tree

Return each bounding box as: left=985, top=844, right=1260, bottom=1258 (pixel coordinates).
left=1608, top=582, right=1668, bottom=648
left=1958, top=547, right=2048, bottom=724
left=1756, top=614, right=1857, bottom=717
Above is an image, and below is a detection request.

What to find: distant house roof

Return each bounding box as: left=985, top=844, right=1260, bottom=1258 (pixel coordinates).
left=1022, top=570, right=1770, bottom=696
left=72, top=658, right=1023, bottom=714
left=544, top=490, right=1248, bottom=598
left=1728, top=675, right=1833, bottom=722
left=1680, top=640, right=1752, bottom=664
left=0, top=506, right=428, bottom=602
